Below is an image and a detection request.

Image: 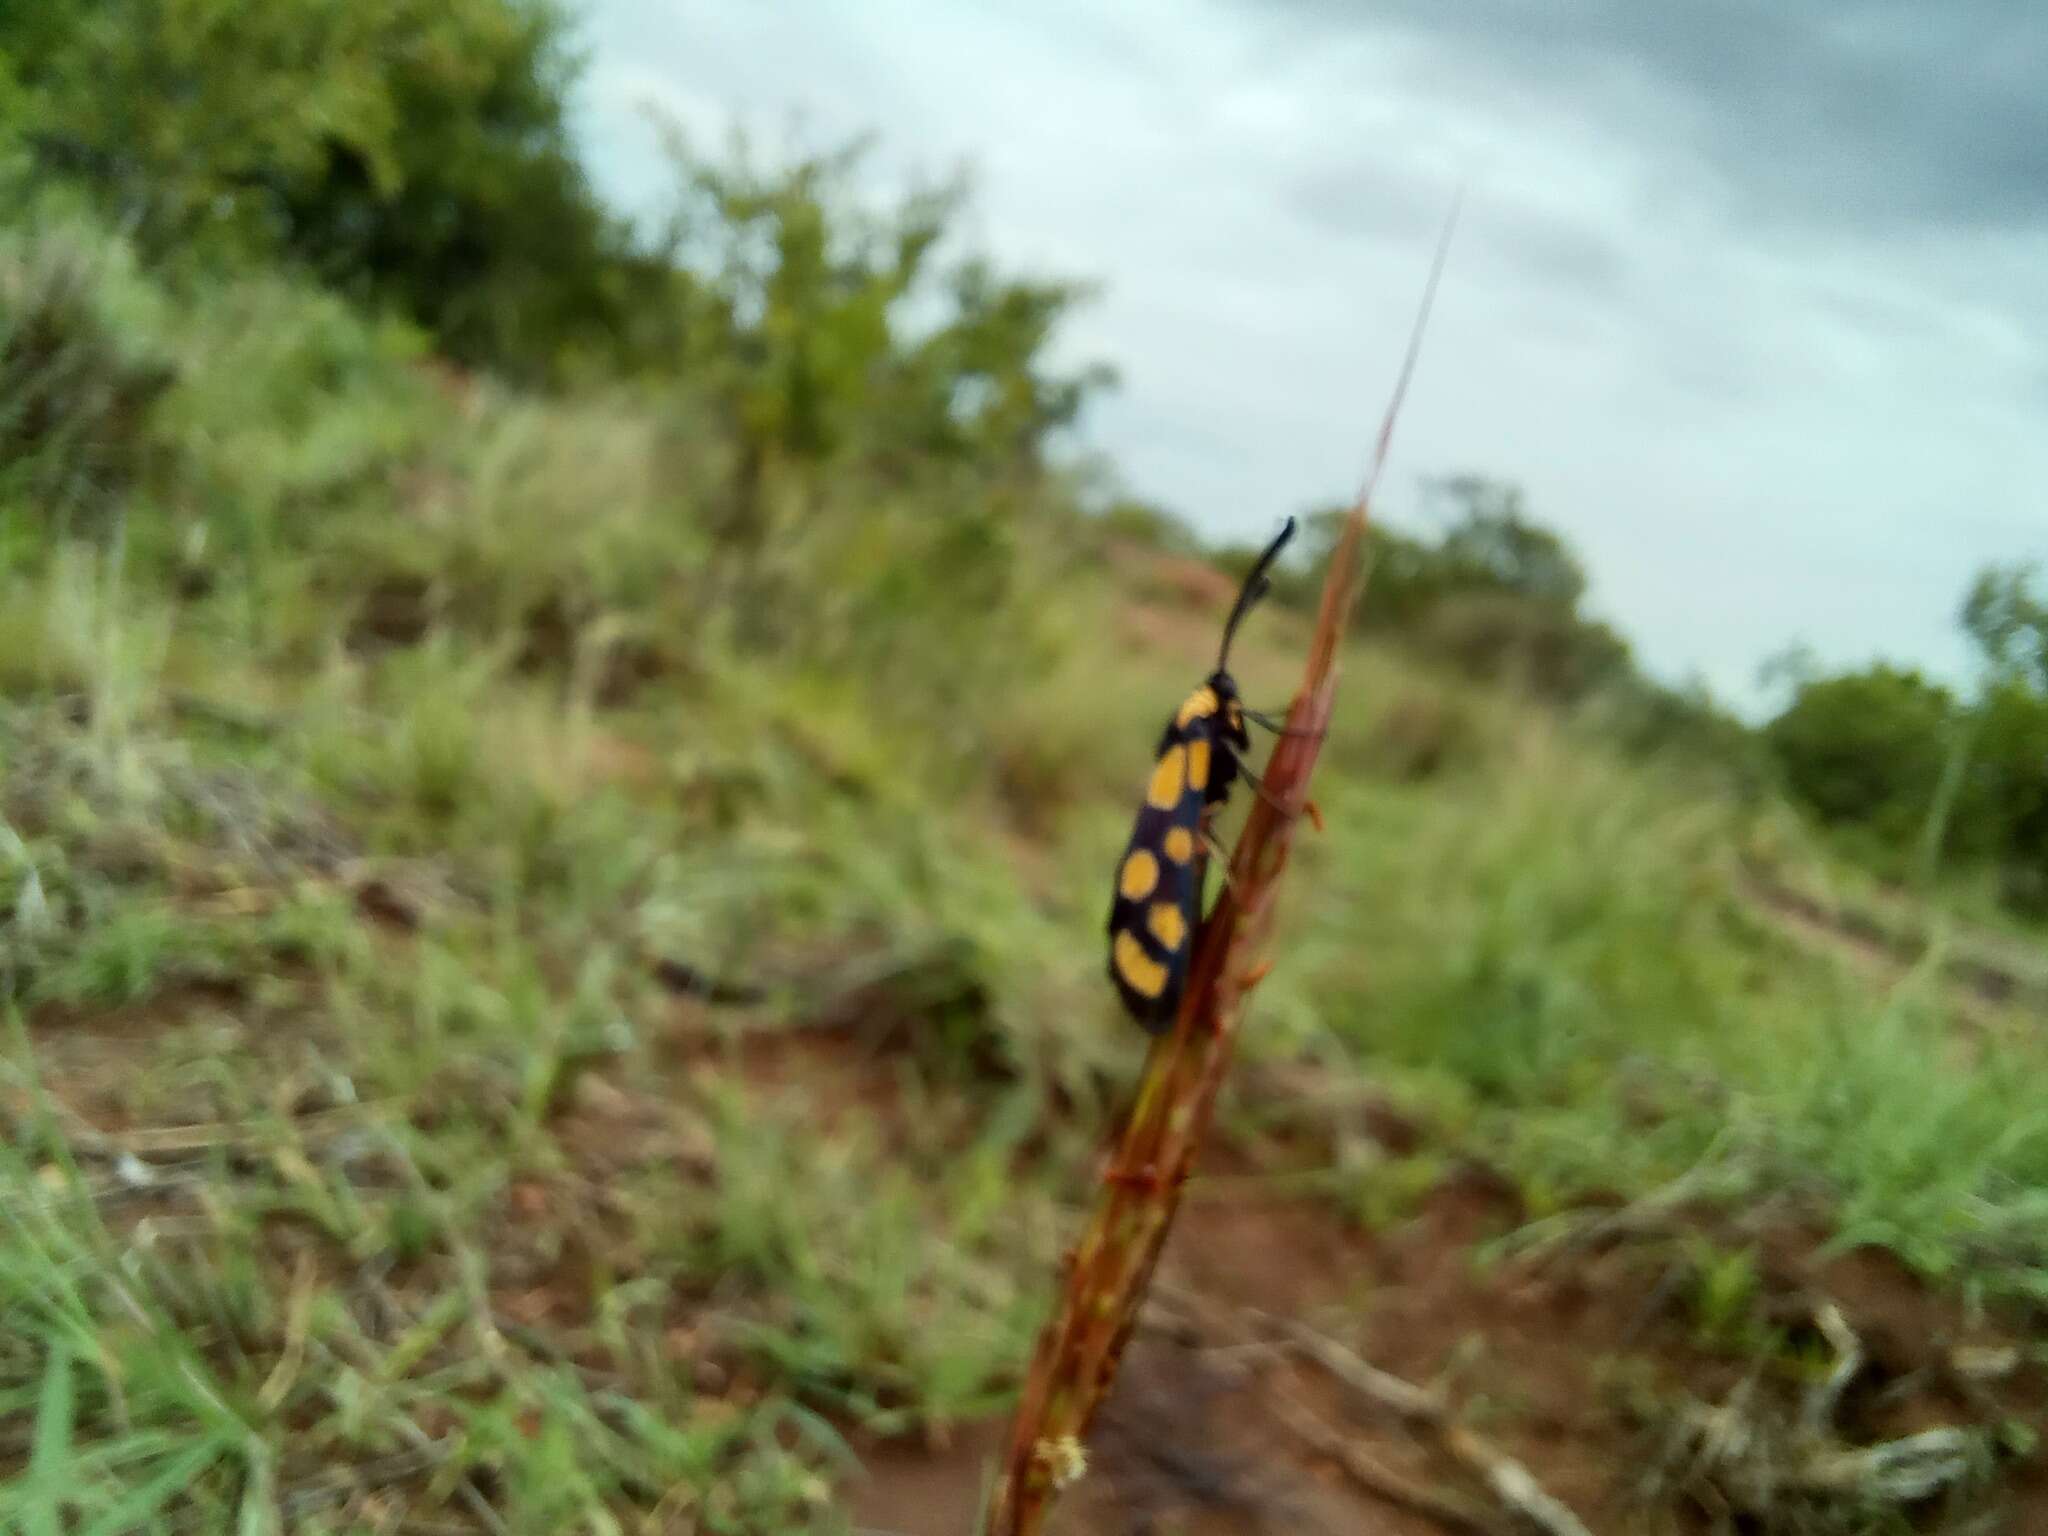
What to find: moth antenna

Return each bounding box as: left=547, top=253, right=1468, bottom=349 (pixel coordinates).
left=1216, top=515, right=1298, bottom=673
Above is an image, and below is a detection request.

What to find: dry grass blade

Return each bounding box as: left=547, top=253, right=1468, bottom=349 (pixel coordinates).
left=1268, top=1392, right=1499, bottom=1534
left=988, top=200, right=1461, bottom=1535
left=1641, top=1300, right=1988, bottom=1524
left=256, top=1251, right=318, bottom=1413
left=1268, top=1314, right=1594, bottom=1536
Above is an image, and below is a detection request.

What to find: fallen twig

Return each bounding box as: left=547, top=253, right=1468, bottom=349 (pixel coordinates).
left=1800, top=1301, right=1862, bottom=1437
left=278, top=1447, right=448, bottom=1520
left=1795, top=1429, right=1982, bottom=1502
left=11, top=1091, right=392, bottom=1159
left=1269, top=1391, right=1499, bottom=1534
left=1661, top=1396, right=1985, bottom=1511
left=1267, top=1315, right=1595, bottom=1536
left=1271, top=1313, right=1446, bottom=1422
left=257, top=1250, right=319, bottom=1412
left=1501, top=1130, right=1752, bottom=1268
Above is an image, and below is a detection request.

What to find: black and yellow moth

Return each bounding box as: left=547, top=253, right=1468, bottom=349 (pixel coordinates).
left=1107, top=516, right=1297, bottom=1030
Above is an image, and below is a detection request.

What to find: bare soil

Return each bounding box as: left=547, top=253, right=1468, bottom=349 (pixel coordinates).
left=847, top=1152, right=2048, bottom=1536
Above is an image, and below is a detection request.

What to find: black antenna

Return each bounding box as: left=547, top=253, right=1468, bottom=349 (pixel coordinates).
left=1216, top=516, right=1297, bottom=673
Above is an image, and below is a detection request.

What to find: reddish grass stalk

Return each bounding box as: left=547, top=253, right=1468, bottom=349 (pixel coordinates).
left=988, top=204, right=1459, bottom=1536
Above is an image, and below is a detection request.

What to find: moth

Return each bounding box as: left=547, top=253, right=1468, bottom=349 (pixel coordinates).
left=1107, top=517, right=1297, bottom=1029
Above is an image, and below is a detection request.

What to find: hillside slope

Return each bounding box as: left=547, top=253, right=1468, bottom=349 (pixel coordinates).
left=2, top=219, right=2045, bottom=1533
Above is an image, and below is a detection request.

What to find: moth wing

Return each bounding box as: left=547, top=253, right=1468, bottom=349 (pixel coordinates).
left=1107, top=734, right=1208, bottom=1032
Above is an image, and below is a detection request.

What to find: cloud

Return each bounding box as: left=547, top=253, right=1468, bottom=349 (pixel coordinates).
left=565, top=0, right=2048, bottom=711
left=1251, top=0, right=2048, bottom=237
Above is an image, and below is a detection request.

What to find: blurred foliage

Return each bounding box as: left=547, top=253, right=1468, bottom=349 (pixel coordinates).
left=1763, top=563, right=2048, bottom=911
left=655, top=130, right=1111, bottom=553
left=1765, top=666, right=1966, bottom=853
left=1247, top=478, right=1634, bottom=708
left=1426, top=475, right=1587, bottom=607
left=1087, top=495, right=1201, bottom=556
left=1969, top=677, right=2048, bottom=912
left=2, top=2, right=1110, bottom=767
left=0, top=218, right=175, bottom=528
left=3, top=0, right=2040, bottom=929
left=1239, top=476, right=2046, bottom=914
left=1962, top=560, right=2048, bottom=693
left=1, top=0, right=676, bottom=380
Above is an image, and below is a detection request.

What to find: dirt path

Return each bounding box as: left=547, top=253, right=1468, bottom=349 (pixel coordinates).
left=846, top=1159, right=2047, bottom=1535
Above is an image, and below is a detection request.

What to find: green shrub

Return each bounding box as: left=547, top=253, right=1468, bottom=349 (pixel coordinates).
left=1961, top=561, right=2048, bottom=694
left=658, top=133, right=1109, bottom=553
left=0, top=221, right=174, bottom=527
left=159, top=267, right=440, bottom=581
left=1088, top=496, right=1200, bottom=556
left=1278, top=484, right=1639, bottom=708
left=3, top=0, right=667, bottom=380
left=1416, top=588, right=1632, bottom=702
left=1589, top=675, right=1772, bottom=793
left=1764, top=665, right=1970, bottom=861
left=1970, top=679, right=2048, bottom=912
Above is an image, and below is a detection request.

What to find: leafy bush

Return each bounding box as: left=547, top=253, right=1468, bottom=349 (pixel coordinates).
left=1962, top=561, right=2048, bottom=693
left=1968, top=679, right=2048, bottom=912
left=0, top=220, right=174, bottom=527
left=1585, top=674, right=1771, bottom=795
left=3, top=0, right=667, bottom=380
left=157, top=267, right=441, bottom=580
left=1426, top=475, right=1588, bottom=606
left=1761, top=565, right=2048, bottom=914
left=1764, top=665, right=1969, bottom=860
left=1277, top=481, right=1633, bottom=705
left=656, top=133, right=1110, bottom=552
left=1416, top=588, right=1632, bottom=703
left=1088, top=496, right=1200, bottom=557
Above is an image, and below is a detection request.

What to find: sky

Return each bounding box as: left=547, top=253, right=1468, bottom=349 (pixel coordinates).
left=568, top=0, right=2048, bottom=712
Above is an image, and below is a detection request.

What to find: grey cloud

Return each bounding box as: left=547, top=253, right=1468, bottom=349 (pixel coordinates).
left=1239, top=0, right=2048, bottom=237
left=1485, top=208, right=1629, bottom=299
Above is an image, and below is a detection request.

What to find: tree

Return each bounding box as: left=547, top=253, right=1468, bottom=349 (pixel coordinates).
left=1765, top=666, right=1980, bottom=858
left=1323, top=477, right=1625, bottom=701
left=655, top=129, right=1110, bottom=546
left=1427, top=475, right=1587, bottom=608
left=1968, top=679, right=2048, bottom=912
left=3, top=0, right=670, bottom=379
left=1961, top=561, right=2048, bottom=693
left=1763, top=563, right=2048, bottom=910
left=1957, top=562, right=2048, bottom=909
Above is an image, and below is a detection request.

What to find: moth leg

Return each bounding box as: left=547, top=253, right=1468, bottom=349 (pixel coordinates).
left=1238, top=765, right=1302, bottom=816
left=1191, top=804, right=1236, bottom=916
left=1243, top=706, right=1325, bottom=739
left=1200, top=828, right=1238, bottom=888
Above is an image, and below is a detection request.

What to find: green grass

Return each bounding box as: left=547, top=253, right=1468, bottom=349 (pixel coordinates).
left=1263, top=720, right=2048, bottom=1284
left=0, top=1101, right=845, bottom=1533
left=2, top=210, right=2044, bottom=1529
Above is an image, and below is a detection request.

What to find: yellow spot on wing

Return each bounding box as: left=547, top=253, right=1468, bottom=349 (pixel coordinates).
left=1147, top=901, right=1187, bottom=951
left=1147, top=745, right=1186, bottom=809
left=1119, top=848, right=1159, bottom=900
left=1176, top=686, right=1219, bottom=727
left=1113, top=930, right=1168, bottom=998
left=1186, top=737, right=1210, bottom=791
left=1162, top=826, right=1194, bottom=864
